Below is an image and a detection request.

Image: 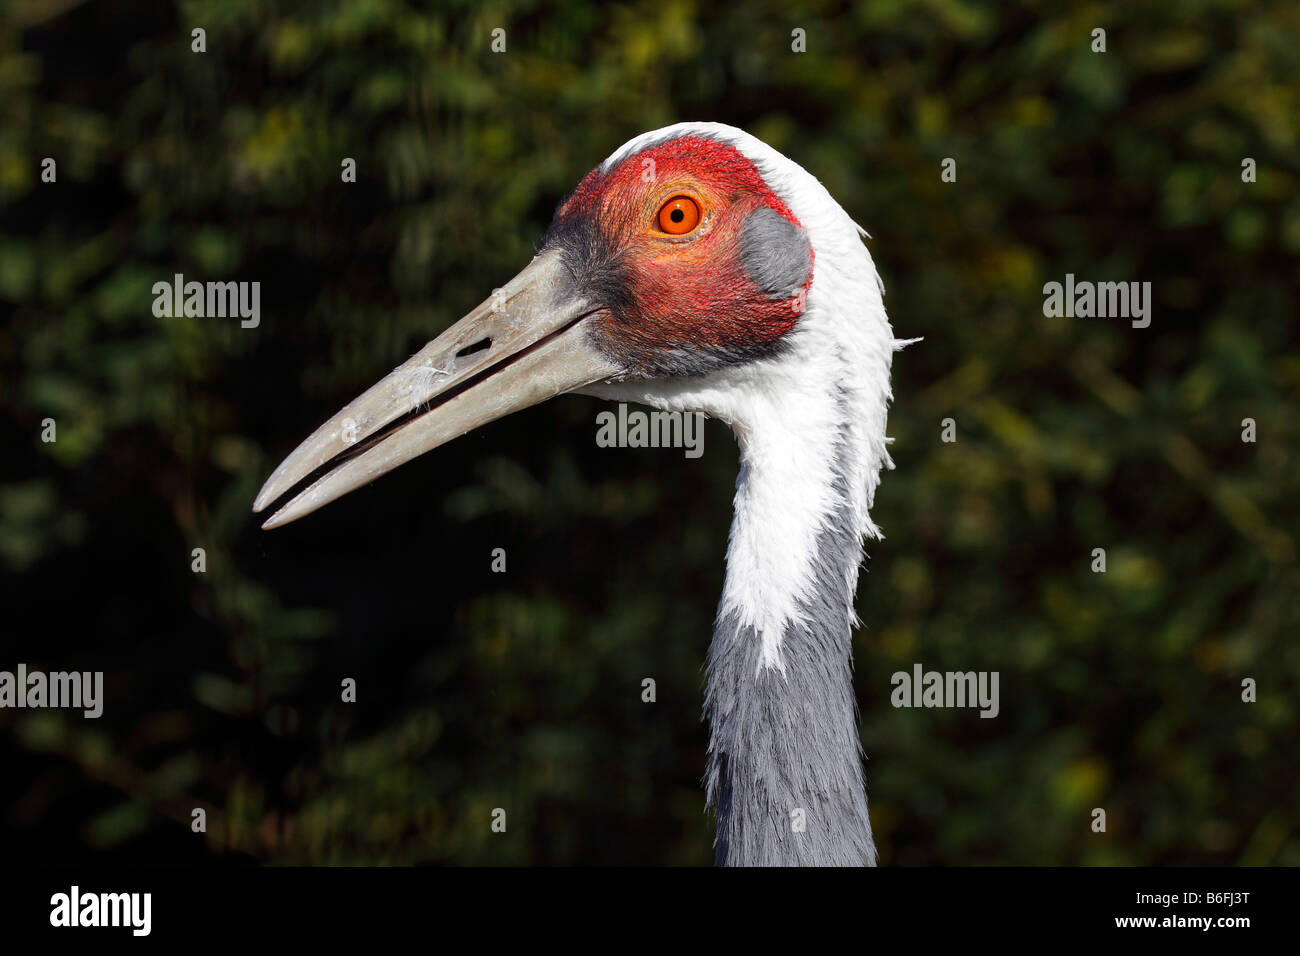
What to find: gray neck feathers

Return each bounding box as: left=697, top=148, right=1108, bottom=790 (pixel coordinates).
left=703, top=427, right=876, bottom=867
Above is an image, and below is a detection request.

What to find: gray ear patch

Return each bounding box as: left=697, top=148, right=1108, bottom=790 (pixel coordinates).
left=739, top=207, right=812, bottom=299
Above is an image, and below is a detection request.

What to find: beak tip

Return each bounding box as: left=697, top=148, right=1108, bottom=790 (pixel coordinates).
left=252, top=478, right=283, bottom=515
left=259, top=490, right=317, bottom=531
left=253, top=481, right=286, bottom=527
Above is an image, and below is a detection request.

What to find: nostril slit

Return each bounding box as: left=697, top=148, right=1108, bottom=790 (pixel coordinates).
left=455, top=338, right=491, bottom=359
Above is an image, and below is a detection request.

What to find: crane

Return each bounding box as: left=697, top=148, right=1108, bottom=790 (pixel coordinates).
left=253, top=123, right=909, bottom=866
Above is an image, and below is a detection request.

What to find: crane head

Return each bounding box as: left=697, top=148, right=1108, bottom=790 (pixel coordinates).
left=253, top=125, right=838, bottom=529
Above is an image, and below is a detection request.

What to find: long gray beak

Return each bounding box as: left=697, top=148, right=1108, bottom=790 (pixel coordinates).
left=253, top=249, right=618, bottom=529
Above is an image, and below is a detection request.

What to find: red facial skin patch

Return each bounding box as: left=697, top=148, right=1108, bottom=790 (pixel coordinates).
left=546, top=136, right=814, bottom=377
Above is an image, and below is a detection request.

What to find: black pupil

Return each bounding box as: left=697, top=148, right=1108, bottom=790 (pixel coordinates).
left=670, top=208, right=684, bottom=223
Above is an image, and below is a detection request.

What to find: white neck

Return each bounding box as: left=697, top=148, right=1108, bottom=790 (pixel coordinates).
left=589, top=296, right=901, bottom=864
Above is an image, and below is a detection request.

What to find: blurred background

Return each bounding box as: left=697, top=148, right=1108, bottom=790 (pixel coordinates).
left=2, top=0, right=1298, bottom=865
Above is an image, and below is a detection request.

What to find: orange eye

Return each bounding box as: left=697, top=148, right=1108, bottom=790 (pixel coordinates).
left=657, top=195, right=701, bottom=235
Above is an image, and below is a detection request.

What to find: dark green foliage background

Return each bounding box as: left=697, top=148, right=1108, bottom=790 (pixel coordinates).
left=1, top=0, right=1297, bottom=865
